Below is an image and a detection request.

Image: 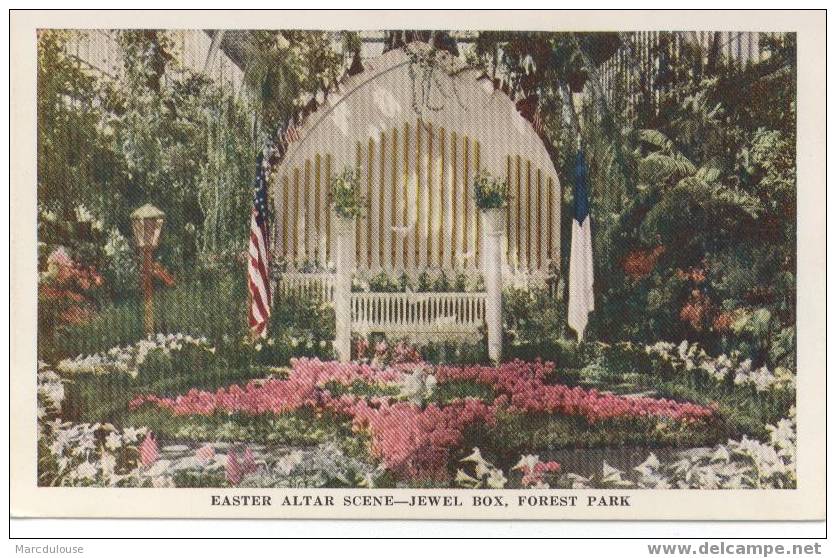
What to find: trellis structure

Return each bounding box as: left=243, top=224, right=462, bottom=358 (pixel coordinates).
left=270, top=43, right=562, bottom=360
left=270, top=42, right=561, bottom=280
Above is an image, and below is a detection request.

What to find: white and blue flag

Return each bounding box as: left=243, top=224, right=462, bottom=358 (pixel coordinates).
left=568, top=149, right=594, bottom=340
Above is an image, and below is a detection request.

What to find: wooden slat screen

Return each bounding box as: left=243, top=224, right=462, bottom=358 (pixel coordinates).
left=275, top=118, right=560, bottom=276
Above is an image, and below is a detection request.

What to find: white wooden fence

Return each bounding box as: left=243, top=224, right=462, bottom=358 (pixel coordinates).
left=277, top=272, right=335, bottom=302
left=351, top=291, right=486, bottom=337
left=278, top=273, right=486, bottom=338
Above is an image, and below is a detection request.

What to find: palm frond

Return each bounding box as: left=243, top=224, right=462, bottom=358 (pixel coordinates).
left=638, top=129, right=676, bottom=153
left=639, top=152, right=696, bottom=185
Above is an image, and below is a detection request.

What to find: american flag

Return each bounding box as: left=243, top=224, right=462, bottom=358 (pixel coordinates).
left=248, top=152, right=272, bottom=337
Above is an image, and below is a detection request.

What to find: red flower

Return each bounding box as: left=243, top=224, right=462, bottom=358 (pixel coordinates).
left=680, top=290, right=713, bottom=331
left=623, top=246, right=665, bottom=280
left=225, top=450, right=242, bottom=485
left=139, top=432, right=159, bottom=467
left=712, top=311, right=736, bottom=333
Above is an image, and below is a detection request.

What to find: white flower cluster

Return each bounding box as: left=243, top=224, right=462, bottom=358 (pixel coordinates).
left=640, top=407, right=796, bottom=489
left=56, top=333, right=215, bottom=378
left=237, top=442, right=379, bottom=488
left=398, top=366, right=438, bottom=405
left=454, top=448, right=508, bottom=489
left=39, top=418, right=154, bottom=487
left=37, top=363, right=65, bottom=420
left=554, top=409, right=796, bottom=490
left=645, top=340, right=796, bottom=393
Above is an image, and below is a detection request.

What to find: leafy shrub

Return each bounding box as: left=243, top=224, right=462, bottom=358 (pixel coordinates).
left=585, top=63, right=797, bottom=367
left=38, top=418, right=154, bottom=487
left=38, top=247, right=106, bottom=360
left=501, top=285, right=593, bottom=368
left=330, top=167, right=364, bottom=218
left=591, top=341, right=654, bottom=378
left=49, top=277, right=247, bottom=358
left=136, top=341, right=216, bottom=383
left=420, top=339, right=489, bottom=365
left=473, top=169, right=509, bottom=210
left=352, top=333, right=488, bottom=366
left=353, top=270, right=483, bottom=293
left=101, top=227, right=138, bottom=299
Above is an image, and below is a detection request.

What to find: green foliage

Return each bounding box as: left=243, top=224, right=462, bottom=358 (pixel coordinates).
left=242, top=31, right=355, bottom=138
left=330, top=167, right=364, bottom=218
left=419, top=340, right=489, bottom=365
left=50, top=276, right=247, bottom=358
left=582, top=40, right=796, bottom=367
left=322, top=380, right=401, bottom=400
left=502, top=285, right=569, bottom=360
left=468, top=32, right=797, bottom=368
left=124, top=407, right=347, bottom=447
left=473, top=169, right=509, bottom=209
left=264, top=294, right=336, bottom=363
left=101, top=227, right=138, bottom=299
left=355, top=270, right=482, bottom=293
left=135, top=343, right=217, bottom=384
left=649, top=380, right=794, bottom=440
left=366, top=271, right=403, bottom=292
left=429, top=380, right=495, bottom=404
left=467, top=412, right=728, bottom=468
left=61, top=361, right=269, bottom=425
left=37, top=30, right=258, bottom=281
left=567, top=340, right=796, bottom=439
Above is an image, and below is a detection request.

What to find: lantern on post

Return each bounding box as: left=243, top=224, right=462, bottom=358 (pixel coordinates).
left=130, top=204, right=165, bottom=336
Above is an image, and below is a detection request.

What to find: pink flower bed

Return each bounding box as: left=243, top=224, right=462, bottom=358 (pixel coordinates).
left=434, top=360, right=714, bottom=423
left=129, top=358, right=404, bottom=416
left=130, top=358, right=490, bottom=480
left=130, top=358, right=713, bottom=481
left=324, top=395, right=495, bottom=481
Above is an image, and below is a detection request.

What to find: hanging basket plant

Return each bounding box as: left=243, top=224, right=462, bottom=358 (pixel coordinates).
left=331, top=167, right=364, bottom=219
left=473, top=169, right=509, bottom=210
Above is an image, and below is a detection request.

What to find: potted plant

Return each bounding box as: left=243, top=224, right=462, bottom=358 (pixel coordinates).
left=473, top=169, right=509, bottom=211
left=330, top=167, right=364, bottom=219
left=473, top=169, right=508, bottom=235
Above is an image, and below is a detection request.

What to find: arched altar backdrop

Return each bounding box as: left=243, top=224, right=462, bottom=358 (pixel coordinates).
left=269, top=43, right=562, bottom=360
left=271, top=43, right=561, bottom=278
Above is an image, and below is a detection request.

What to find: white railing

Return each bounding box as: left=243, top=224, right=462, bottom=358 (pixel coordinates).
left=351, top=291, right=486, bottom=336
left=277, top=272, right=336, bottom=302
left=277, top=273, right=490, bottom=343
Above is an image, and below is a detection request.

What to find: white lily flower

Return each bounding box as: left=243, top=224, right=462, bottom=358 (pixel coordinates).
left=146, top=459, right=172, bottom=478
left=454, top=469, right=479, bottom=487
left=564, top=473, right=591, bottom=489
left=711, top=445, right=731, bottom=463
left=100, top=452, right=117, bottom=480
left=633, top=453, right=660, bottom=476
left=73, top=461, right=97, bottom=481
left=122, top=427, right=142, bottom=444
left=460, top=447, right=485, bottom=464
left=512, top=454, right=540, bottom=472
left=104, top=432, right=122, bottom=451
left=151, top=475, right=175, bottom=488
left=486, top=469, right=508, bottom=489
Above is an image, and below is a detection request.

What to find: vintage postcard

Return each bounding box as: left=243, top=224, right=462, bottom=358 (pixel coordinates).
left=10, top=10, right=826, bottom=519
